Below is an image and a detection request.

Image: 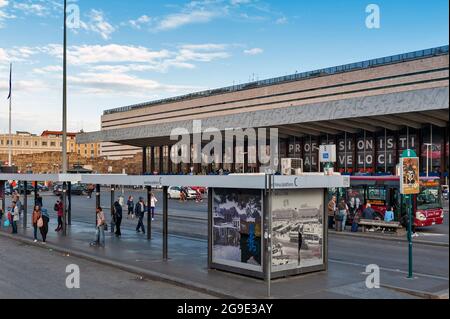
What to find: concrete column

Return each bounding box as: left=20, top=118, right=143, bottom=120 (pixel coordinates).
left=150, top=146, right=155, bottom=174
left=159, top=146, right=164, bottom=174
left=142, top=146, right=148, bottom=175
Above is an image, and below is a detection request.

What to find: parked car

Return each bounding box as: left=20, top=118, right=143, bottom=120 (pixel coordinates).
left=190, top=186, right=207, bottom=194
left=13, top=184, right=34, bottom=195
left=53, top=183, right=85, bottom=196
left=37, top=184, right=49, bottom=192
left=168, top=186, right=197, bottom=200
left=70, top=184, right=85, bottom=196
left=53, top=184, right=63, bottom=196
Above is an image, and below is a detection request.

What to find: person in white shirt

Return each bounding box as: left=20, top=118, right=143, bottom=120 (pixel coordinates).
left=149, top=193, right=158, bottom=221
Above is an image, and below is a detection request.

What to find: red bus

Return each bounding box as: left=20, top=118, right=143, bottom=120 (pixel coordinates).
left=329, top=176, right=444, bottom=228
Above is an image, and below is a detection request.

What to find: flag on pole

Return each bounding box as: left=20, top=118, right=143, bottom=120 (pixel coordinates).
left=7, top=63, right=12, bottom=100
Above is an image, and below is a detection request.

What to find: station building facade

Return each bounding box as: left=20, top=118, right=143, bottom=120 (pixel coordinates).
left=78, top=46, right=449, bottom=180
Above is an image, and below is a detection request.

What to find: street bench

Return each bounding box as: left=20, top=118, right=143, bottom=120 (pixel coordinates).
left=358, top=219, right=405, bottom=235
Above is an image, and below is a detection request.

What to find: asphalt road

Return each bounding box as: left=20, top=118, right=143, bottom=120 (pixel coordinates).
left=0, top=236, right=214, bottom=299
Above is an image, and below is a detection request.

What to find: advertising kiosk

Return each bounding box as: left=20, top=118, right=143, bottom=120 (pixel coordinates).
left=209, top=174, right=349, bottom=279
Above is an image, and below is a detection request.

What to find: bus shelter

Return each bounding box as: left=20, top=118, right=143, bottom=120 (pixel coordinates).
left=0, top=174, right=81, bottom=232
left=1, top=172, right=349, bottom=281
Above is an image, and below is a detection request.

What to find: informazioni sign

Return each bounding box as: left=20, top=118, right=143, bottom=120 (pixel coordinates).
left=400, top=157, right=420, bottom=195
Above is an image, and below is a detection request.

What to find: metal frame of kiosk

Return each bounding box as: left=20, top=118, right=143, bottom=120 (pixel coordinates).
left=208, top=174, right=349, bottom=279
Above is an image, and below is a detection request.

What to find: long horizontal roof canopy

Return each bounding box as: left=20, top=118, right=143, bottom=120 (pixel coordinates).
left=0, top=173, right=350, bottom=190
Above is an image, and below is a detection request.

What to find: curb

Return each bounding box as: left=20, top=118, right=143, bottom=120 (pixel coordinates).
left=0, top=231, right=245, bottom=299
left=382, top=284, right=449, bottom=299
left=329, top=231, right=449, bottom=248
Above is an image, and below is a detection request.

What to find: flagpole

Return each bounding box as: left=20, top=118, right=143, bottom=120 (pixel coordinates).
left=8, top=63, right=12, bottom=167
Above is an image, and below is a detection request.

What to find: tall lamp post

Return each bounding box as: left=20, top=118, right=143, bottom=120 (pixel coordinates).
left=61, top=0, right=68, bottom=236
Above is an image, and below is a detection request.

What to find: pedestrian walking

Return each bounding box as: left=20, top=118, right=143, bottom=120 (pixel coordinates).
left=113, top=200, right=122, bottom=237
left=91, top=207, right=106, bottom=247
left=127, top=196, right=134, bottom=219
left=149, top=193, right=157, bottom=221
left=327, top=196, right=337, bottom=230
left=39, top=208, right=50, bottom=244
left=54, top=199, right=63, bottom=232
left=337, top=199, right=349, bottom=232
left=11, top=201, right=19, bottom=234
left=32, top=205, right=42, bottom=242
left=135, top=197, right=146, bottom=234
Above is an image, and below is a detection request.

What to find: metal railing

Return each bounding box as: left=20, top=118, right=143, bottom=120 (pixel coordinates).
left=104, top=45, right=449, bottom=116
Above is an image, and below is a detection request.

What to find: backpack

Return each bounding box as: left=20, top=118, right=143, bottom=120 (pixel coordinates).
left=54, top=203, right=59, bottom=211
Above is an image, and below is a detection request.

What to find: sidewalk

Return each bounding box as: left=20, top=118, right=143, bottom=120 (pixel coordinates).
left=0, top=219, right=447, bottom=299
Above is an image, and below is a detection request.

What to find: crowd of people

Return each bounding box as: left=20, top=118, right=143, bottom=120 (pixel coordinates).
left=0, top=189, right=169, bottom=248
left=327, top=196, right=402, bottom=233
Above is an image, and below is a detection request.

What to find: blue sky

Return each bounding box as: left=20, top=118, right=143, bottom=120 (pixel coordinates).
left=0, top=0, right=448, bottom=133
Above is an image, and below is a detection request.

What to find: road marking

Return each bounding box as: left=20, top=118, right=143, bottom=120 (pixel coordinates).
left=416, top=233, right=446, bottom=237
left=330, top=259, right=449, bottom=281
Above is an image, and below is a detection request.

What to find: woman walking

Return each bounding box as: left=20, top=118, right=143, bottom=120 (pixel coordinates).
left=32, top=206, right=42, bottom=242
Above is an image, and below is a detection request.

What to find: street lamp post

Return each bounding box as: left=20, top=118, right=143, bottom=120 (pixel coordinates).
left=61, top=0, right=68, bottom=236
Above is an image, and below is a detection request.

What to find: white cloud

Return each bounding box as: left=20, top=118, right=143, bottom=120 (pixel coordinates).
left=127, top=15, right=151, bottom=29
left=67, top=72, right=201, bottom=97
left=275, top=16, right=288, bottom=24
left=230, top=0, right=252, bottom=5
left=243, top=48, right=263, bottom=55
left=80, top=9, right=115, bottom=40
left=156, top=10, right=218, bottom=31
left=41, top=43, right=231, bottom=72
left=13, top=2, right=48, bottom=17
left=0, top=48, right=8, bottom=62
left=0, top=0, right=13, bottom=28
left=32, top=65, right=63, bottom=74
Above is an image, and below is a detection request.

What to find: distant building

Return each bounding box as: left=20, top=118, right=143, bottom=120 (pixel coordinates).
left=0, top=131, right=100, bottom=163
